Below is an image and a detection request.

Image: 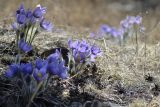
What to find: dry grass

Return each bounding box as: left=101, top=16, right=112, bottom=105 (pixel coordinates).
left=78, top=33, right=160, bottom=106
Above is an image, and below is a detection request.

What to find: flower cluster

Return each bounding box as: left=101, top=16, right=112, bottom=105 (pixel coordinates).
left=120, top=16, right=142, bottom=30
left=5, top=50, right=68, bottom=81
left=14, top=4, right=53, bottom=31
left=3, top=4, right=102, bottom=106
left=68, top=39, right=102, bottom=63
left=91, top=15, right=143, bottom=42
left=13, top=4, right=53, bottom=53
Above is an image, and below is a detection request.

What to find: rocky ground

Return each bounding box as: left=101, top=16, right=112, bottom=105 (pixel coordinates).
left=0, top=20, right=160, bottom=107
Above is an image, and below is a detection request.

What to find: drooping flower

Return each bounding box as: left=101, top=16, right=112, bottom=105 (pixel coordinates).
left=5, top=64, right=19, bottom=78
left=33, top=4, right=46, bottom=18
left=40, top=19, right=53, bottom=31
left=18, top=39, right=32, bottom=53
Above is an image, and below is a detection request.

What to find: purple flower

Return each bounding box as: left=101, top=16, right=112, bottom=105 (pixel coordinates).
left=5, top=62, right=34, bottom=78
left=78, top=40, right=90, bottom=53
left=20, top=63, right=33, bottom=75
left=40, top=19, right=53, bottom=31
left=18, top=39, right=32, bottom=53
left=120, top=20, right=131, bottom=29
left=5, top=64, right=19, bottom=78
left=91, top=45, right=101, bottom=55
left=47, top=61, right=68, bottom=79
left=47, top=49, right=61, bottom=63
left=110, top=28, right=122, bottom=38
left=17, top=14, right=26, bottom=24
left=33, top=4, right=46, bottom=18
left=68, top=39, right=80, bottom=49
left=120, top=15, right=142, bottom=29
left=90, top=45, right=102, bottom=62
left=47, top=50, right=68, bottom=79
left=127, top=16, right=136, bottom=24
left=33, top=67, right=47, bottom=82
left=47, top=62, right=59, bottom=75
left=12, top=23, right=18, bottom=30
left=58, top=61, right=68, bottom=79
left=33, top=58, right=48, bottom=81
left=135, top=15, right=142, bottom=24
left=68, top=39, right=93, bottom=63
left=16, top=4, right=25, bottom=15
left=35, top=58, right=48, bottom=70
left=26, top=9, right=32, bottom=18
left=100, top=24, right=112, bottom=34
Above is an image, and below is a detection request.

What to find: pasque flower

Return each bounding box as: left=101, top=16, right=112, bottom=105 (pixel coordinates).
left=47, top=49, right=61, bottom=63
left=5, top=62, right=33, bottom=78
left=18, top=39, right=32, bottom=53
left=68, top=39, right=90, bottom=63
left=90, top=45, right=102, bottom=62
left=94, top=15, right=143, bottom=42
left=33, top=58, right=48, bottom=81
left=33, top=67, right=47, bottom=82
left=16, top=4, right=25, bottom=15
left=68, top=39, right=101, bottom=63
left=40, top=19, right=53, bottom=31
left=20, top=62, right=33, bottom=75
left=17, top=14, right=26, bottom=24
left=120, top=15, right=142, bottom=29
left=100, top=24, right=112, bottom=34
left=5, top=64, right=19, bottom=78
left=13, top=4, right=52, bottom=30
left=68, top=39, right=80, bottom=49
left=47, top=61, right=68, bottom=79
left=16, top=4, right=27, bottom=25
left=35, top=58, right=48, bottom=70
left=47, top=50, right=68, bottom=79
left=33, top=4, right=46, bottom=18
left=13, top=4, right=53, bottom=48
